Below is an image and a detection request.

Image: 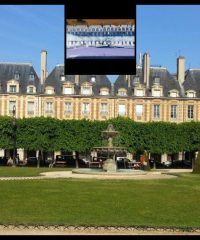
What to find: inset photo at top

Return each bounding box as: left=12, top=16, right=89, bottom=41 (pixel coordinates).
left=66, top=19, right=135, bottom=59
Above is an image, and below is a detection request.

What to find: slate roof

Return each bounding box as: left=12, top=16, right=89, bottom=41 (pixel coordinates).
left=183, top=69, right=200, bottom=97
left=2, top=60, right=200, bottom=98
left=0, top=63, right=40, bottom=94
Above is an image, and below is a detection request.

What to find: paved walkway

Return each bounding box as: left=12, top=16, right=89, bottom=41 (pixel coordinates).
left=0, top=169, right=192, bottom=181
left=0, top=225, right=200, bottom=235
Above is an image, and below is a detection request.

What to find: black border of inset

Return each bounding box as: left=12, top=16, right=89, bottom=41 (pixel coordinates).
left=65, top=0, right=136, bottom=75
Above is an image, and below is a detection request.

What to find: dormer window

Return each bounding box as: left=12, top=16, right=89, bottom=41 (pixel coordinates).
left=14, top=73, right=20, bottom=80
left=45, top=86, right=55, bottom=94
left=152, top=85, right=163, bottom=97
left=7, top=80, right=19, bottom=93
left=63, top=86, right=74, bottom=94
left=81, top=83, right=92, bottom=95
left=9, top=85, right=17, bottom=93
left=100, top=88, right=109, bottom=95
left=60, top=75, right=65, bottom=81
left=27, top=85, right=36, bottom=94
left=118, top=88, right=127, bottom=96
left=133, top=77, right=140, bottom=85
left=82, top=86, right=92, bottom=95
left=153, top=77, right=160, bottom=85
left=29, top=73, right=34, bottom=81
left=169, top=89, right=179, bottom=97
left=186, top=90, right=196, bottom=98
left=152, top=89, right=161, bottom=97
left=135, top=89, right=144, bottom=97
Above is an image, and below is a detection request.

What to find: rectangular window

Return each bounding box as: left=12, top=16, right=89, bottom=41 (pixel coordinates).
left=82, top=87, right=91, bottom=95
left=188, top=105, right=194, bottom=119
left=100, top=103, right=108, bottom=114
left=153, top=90, right=161, bottom=97
left=64, top=87, right=73, bottom=94
left=9, top=101, right=16, bottom=114
left=136, top=89, right=143, bottom=96
left=28, top=87, right=34, bottom=93
left=118, top=104, right=126, bottom=116
left=64, top=102, right=72, bottom=113
left=46, top=102, right=53, bottom=113
left=27, top=102, right=34, bottom=114
left=171, top=105, right=177, bottom=119
left=136, top=104, right=143, bottom=117
left=9, top=85, right=16, bottom=93
left=82, top=103, right=90, bottom=114
left=153, top=105, right=160, bottom=119
left=46, top=89, right=53, bottom=94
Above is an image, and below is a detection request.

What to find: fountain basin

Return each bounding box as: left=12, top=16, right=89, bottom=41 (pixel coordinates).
left=72, top=168, right=147, bottom=175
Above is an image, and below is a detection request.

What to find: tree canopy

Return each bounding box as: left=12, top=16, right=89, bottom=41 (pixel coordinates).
left=0, top=116, right=200, bottom=154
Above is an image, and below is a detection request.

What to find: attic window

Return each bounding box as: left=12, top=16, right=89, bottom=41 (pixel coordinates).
left=133, top=77, right=140, bottom=85
left=186, top=90, right=196, bottom=98
left=169, top=90, right=179, bottom=97
left=153, top=77, right=160, bottom=85
left=29, top=74, right=34, bottom=81
left=60, top=75, right=65, bottom=81
left=100, top=88, right=109, bottom=95
left=118, top=88, right=127, bottom=96
left=14, top=73, right=20, bottom=80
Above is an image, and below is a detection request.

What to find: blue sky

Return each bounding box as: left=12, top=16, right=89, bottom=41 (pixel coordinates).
left=0, top=5, right=64, bottom=76
left=137, top=5, right=200, bottom=74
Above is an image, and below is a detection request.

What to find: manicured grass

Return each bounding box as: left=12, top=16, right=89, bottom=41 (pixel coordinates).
left=0, top=166, right=71, bottom=177
left=0, top=172, right=200, bottom=227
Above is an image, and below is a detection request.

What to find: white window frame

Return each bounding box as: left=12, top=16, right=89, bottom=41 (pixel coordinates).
left=82, top=103, right=90, bottom=114
left=9, top=85, right=17, bottom=93
left=153, top=105, right=160, bottom=119
left=64, top=102, right=72, bottom=114
left=135, top=104, right=143, bottom=117
left=46, top=102, right=53, bottom=113
left=27, top=101, right=34, bottom=115
left=100, top=103, right=108, bottom=114
left=170, top=105, right=177, bottom=119
left=118, top=104, right=126, bottom=116
left=188, top=105, right=194, bottom=119
left=9, top=101, right=16, bottom=114
left=136, top=89, right=144, bottom=97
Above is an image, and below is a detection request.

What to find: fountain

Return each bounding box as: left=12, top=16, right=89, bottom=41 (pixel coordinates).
left=72, top=124, right=146, bottom=175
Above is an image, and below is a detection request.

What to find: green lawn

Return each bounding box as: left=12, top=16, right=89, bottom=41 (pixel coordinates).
left=0, top=170, right=200, bottom=227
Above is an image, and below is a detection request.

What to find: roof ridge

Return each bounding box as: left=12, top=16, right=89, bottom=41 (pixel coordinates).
left=0, top=62, right=32, bottom=66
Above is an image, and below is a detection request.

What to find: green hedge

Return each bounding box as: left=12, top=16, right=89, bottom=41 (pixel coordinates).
left=0, top=116, right=200, bottom=154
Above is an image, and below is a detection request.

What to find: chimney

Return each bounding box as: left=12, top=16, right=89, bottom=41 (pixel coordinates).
left=143, top=53, right=150, bottom=88
left=125, top=75, right=131, bottom=87
left=75, top=75, right=80, bottom=85
left=40, top=49, right=47, bottom=85
left=177, top=56, right=185, bottom=84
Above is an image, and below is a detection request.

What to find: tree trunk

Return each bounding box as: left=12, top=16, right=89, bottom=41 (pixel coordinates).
left=75, top=151, right=79, bottom=168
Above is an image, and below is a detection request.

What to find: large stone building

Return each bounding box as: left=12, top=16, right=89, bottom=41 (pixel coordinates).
left=0, top=50, right=199, bottom=162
